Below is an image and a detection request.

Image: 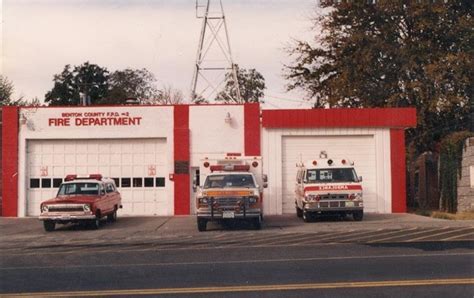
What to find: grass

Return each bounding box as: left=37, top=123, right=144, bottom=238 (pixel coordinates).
left=411, top=209, right=474, bottom=220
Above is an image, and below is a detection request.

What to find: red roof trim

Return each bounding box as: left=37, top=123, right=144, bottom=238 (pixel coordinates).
left=262, top=108, right=417, bottom=128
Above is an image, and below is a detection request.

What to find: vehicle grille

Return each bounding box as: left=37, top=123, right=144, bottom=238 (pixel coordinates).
left=320, top=194, right=348, bottom=200
left=48, top=204, right=85, bottom=212
left=215, top=197, right=239, bottom=207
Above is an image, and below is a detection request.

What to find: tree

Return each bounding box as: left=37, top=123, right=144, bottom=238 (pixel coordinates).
left=285, top=1, right=473, bottom=152
left=1, top=75, right=14, bottom=106
left=45, top=62, right=109, bottom=106
left=142, top=85, right=184, bottom=105
left=104, top=68, right=159, bottom=104
left=215, top=65, right=266, bottom=103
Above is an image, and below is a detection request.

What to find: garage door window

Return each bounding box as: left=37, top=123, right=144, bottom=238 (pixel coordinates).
left=156, top=177, right=165, bottom=187
left=144, top=178, right=154, bottom=187
left=121, top=178, right=131, bottom=187
left=53, top=178, right=63, bottom=188
left=30, top=179, right=40, bottom=188
left=41, top=178, right=51, bottom=188
left=133, top=178, right=143, bottom=187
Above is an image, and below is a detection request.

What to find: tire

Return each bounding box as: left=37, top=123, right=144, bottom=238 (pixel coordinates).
left=353, top=211, right=364, bottom=221
left=302, top=211, right=312, bottom=223
left=296, top=207, right=303, bottom=218
left=253, top=215, right=262, bottom=230
left=90, top=213, right=101, bottom=230
left=197, top=218, right=207, bottom=232
left=43, top=220, right=55, bottom=232
left=107, top=209, right=117, bottom=222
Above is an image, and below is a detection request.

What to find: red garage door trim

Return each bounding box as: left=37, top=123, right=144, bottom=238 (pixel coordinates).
left=2, top=106, right=19, bottom=217
left=262, top=108, right=417, bottom=128
left=173, top=105, right=190, bottom=215
left=244, top=103, right=261, bottom=156
left=390, top=129, right=407, bottom=213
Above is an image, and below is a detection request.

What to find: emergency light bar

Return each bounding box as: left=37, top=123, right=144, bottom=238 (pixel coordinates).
left=65, top=174, right=103, bottom=181
left=210, top=164, right=250, bottom=172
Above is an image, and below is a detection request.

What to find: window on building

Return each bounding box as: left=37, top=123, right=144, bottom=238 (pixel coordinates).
left=121, top=178, right=131, bottom=188
left=144, top=178, right=154, bottom=187
left=133, top=178, right=143, bottom=187
left=30, top=179, right=40, bottom=189
left=112, top=178, right=120, bottom=187
left=53, top=178, right=63, bottom=188
left=41, top=178, right=52, bottom=188
left=156, top=177, right=165, bottom=187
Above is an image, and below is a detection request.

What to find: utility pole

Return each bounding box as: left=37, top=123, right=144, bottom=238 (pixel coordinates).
left=191, top=0, right=241, bottom=102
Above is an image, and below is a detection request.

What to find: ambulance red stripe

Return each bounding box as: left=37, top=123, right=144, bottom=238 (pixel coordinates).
left=304, top=185, right=362, bottom=192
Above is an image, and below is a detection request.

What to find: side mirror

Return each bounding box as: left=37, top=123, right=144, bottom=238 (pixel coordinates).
left=193, top=184, right=197, bottom=192
left=263, top=182, right=268, bottom=188
left=262, top=174, right=268, bottom=183
left=358, top=176, right=363, bottom=182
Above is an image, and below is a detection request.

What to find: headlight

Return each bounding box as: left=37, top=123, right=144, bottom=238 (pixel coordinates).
left=199, top=197, right=208, bottom=204
left=248, top=197, right=257, bottom=204
left=83, top=204, right=91, bottom=212
left=41, top=205, right=49, bottom=213
left=305, top=194, right=319, bottom=202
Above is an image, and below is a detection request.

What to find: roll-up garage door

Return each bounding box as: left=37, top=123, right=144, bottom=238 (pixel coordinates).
left=282, top=135, right=377, bottom=213
left=26, top=139, right=169, bottom=216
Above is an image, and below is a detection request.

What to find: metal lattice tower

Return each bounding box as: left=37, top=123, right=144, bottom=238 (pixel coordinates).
left=191, top=0, right=241, bottom=102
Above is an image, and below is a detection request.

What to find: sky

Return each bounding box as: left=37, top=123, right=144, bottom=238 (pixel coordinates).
left=1, top=0, right=319, bottom=108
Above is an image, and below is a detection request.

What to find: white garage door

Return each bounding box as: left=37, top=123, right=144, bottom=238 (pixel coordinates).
left=26, top=139, right=170, bottom=216
left=282, top=135, right=377, bottom=213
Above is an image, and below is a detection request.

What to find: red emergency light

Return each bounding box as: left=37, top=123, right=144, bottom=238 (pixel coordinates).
left=210, top=164, right=250, bottom=172
left=64, top=174, right=103, bottom=181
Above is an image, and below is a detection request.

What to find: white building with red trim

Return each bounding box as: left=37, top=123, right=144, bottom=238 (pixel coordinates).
left=1, top=104, right=416, bottom=217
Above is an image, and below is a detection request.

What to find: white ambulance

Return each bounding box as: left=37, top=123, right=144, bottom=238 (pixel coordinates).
left=194, top=153, right=267, bottom=231
left=295, top=152, right=364, bottom=222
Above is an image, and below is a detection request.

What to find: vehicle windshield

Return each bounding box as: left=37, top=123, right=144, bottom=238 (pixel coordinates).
left=57, top=182, right=100, bottom=196
left=305, top=168, right=358, bottom=183
left=203, top=174, right=255, bottom=189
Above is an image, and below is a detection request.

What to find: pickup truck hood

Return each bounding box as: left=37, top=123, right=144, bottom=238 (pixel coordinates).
left=41, top=196, right=98, bottom=205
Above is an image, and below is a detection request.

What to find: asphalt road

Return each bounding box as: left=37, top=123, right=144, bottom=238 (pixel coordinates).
left=1, top=240, right=473, bottom=297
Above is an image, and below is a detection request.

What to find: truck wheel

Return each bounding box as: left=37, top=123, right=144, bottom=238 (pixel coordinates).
left=353, top=211, right=364, bottom=221
left=253, top=215, right=262, bottom=230
left=296, top=207, right=303, bottom=218
left=43, top=221, right=55, bottom=232
left=107, top=209, right=117, bottom=222
left=197, top=218, right=207, bottom=232
left=303, top=211, right=312, bottom=223
left=90, top=213, right=101, bottom=230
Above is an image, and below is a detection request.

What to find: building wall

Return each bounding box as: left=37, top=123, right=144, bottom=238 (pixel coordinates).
left=0, top=108, right=2, bottom=215
left=457, top=137, right=474, bottom=212
left=16, top=106, right=175, bottom=217
left=408, top=152, right=439, bottom=210
left=262, top=127, right=393, bottom=215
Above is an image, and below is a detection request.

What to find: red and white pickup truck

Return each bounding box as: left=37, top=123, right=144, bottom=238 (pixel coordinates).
left=39, top=174, right=122, bottom=231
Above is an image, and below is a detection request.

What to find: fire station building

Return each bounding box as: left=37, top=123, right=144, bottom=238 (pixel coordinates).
left=1, top=104, right=416, bottom=217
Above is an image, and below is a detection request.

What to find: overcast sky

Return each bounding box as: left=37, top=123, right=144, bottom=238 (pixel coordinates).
left=1, top=0, right=318, bottom=108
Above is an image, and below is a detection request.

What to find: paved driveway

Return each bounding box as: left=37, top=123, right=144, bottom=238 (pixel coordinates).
left=1, top=213, right=473, bottom=253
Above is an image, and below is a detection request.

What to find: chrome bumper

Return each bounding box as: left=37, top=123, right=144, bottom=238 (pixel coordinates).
left=39, top=213, right=95, bottom=222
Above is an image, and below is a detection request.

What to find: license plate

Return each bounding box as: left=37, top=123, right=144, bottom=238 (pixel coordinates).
left=346, top=201, right=354, bottom=207
left=222, top=211, right=235, bottom=219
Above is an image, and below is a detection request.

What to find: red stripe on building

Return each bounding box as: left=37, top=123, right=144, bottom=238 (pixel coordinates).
left=390, top=129, right=407, bottom=213
left=2, top=107, right=19, bottom=217
left=244, top=103, right=261, bottom=156
left=262, top=108, right=417, bottom=128
left=173, top=105, right=190, bottom=215
left=304, top=185, right=362, bottom=192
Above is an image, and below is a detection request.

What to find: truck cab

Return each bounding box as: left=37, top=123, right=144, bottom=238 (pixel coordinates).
left=295, top=153, right=364, bottom=222
left=194, top=154, right=267, bottom=231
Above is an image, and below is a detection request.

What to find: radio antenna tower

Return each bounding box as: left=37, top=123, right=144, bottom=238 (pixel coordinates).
left=191, top=0, right=241, bottom=102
